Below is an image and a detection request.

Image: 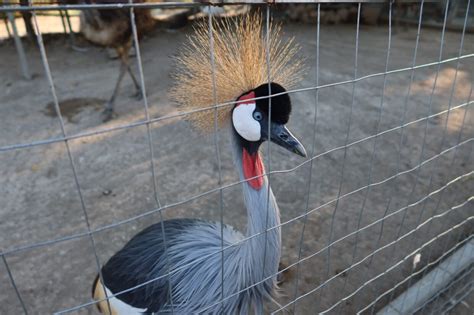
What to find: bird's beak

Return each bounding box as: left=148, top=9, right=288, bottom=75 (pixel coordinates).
left=269, top=123, right=307, bottom=158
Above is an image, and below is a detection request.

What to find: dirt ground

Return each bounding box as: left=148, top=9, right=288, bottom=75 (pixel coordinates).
left=1, top=12, right=473, bottom=315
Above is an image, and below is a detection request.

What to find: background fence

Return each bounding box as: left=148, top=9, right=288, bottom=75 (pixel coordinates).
left=0, top=0, right=472, bottom=314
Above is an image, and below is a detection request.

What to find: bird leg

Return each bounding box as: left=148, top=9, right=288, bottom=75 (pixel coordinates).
left=102, top=56, right=127, bottom=122
left=101, top=44, right=143, bottom=122
left=121, top=40, right=142, bottom=100
left=125, top=62, right=143, bottom=100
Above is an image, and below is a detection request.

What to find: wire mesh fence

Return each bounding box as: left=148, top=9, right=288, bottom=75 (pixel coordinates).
left=0, top=0, right=472, bottom=314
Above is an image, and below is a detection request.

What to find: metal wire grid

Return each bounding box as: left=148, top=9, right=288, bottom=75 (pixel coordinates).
left=409, top=259, right=474, bottom=314
left=0, top=1, right=389, bottom=12
left=0, top=0, right=472, bottom=314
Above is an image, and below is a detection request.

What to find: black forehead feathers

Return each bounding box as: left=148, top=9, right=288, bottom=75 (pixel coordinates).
left=253, top=82, right=292, bottom=124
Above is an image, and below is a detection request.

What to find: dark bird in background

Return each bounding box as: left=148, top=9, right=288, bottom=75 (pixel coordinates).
left=80, top=0, right=156, bottom=121
left=92, top=14, right=306, bottom=314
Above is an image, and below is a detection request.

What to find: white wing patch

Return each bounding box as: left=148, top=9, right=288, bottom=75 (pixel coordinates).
left=103, top=285, right=148, bottom=315
left=232, top=103, right=261, bottom=141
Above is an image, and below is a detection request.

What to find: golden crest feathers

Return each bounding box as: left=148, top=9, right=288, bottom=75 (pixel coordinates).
left=170, top=13, right=305, bottom=132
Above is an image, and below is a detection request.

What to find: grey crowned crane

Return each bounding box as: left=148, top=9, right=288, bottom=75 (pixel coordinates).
left=92, top=13, right=306, bottom=314
left=80, top=0, right=156, bottom=122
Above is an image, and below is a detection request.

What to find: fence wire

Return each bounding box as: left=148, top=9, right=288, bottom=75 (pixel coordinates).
left=0, top=0, right=472, bottom=314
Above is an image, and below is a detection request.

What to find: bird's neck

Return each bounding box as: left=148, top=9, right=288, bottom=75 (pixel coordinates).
left=231, top=129, right=281, bottom=277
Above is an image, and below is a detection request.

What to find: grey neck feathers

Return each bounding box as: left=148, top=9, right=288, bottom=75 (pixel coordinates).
left=230, top=127, right=282, bottom=279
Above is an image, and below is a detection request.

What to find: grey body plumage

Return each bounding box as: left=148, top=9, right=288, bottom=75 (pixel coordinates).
left=97, top=126, right=283, bottom=314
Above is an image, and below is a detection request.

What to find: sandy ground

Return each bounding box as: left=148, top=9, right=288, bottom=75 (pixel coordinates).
left=1, top=12, right=473, bottom=315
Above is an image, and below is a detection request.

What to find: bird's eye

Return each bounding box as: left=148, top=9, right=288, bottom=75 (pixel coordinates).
left=253, top=111, right=263, bottom=121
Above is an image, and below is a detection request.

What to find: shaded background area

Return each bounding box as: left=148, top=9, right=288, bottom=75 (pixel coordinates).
left=0, top=2, right=473, bottom=314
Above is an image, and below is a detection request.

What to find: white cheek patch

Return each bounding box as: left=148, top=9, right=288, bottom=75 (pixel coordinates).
left=232, top=103, right=261, bottom=141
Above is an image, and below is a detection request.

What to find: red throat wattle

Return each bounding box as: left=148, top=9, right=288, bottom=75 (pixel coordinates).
left=242, top=149, right=264, bottom=190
